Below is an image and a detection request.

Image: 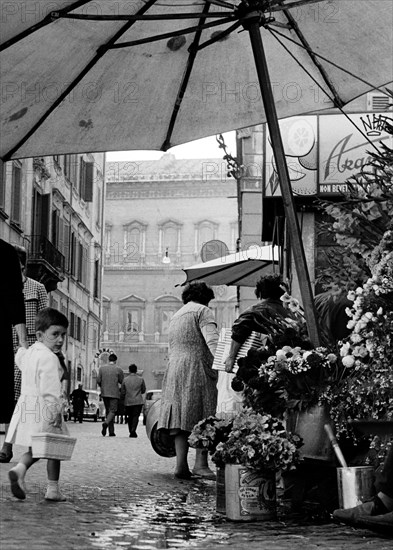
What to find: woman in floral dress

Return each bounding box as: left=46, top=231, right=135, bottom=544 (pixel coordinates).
left=158, top=281, right=219, bottom=479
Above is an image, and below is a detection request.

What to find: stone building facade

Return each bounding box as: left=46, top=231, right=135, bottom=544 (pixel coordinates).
left=102, top=154, right=238, bottom=391
left=0, top=153, right=105, bottom=395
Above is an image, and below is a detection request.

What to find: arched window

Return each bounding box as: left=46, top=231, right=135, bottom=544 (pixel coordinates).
left=119, top=293, right=146, bottom=342
left=194, top=220, right=219, bottom=258
left=154, top=295, right=182, bottom=341
left=158, top=220, right=182, bottom=263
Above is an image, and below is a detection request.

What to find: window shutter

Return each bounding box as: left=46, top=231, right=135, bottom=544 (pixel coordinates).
left=11, top=163, right=22, bottom=223
left=64, top=221, right=70, bottom=272
left=85, top=162, right=94, bottom=202
left=79, top=157, right=86, bottom=199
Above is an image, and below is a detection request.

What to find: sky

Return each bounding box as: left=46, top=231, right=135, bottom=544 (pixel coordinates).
left=106, top=131, right=236, bottom=161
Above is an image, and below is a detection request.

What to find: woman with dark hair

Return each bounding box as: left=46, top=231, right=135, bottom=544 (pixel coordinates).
left=158, top=281, right=219, bottom=479
left=224, top=274, right=297, bottom=373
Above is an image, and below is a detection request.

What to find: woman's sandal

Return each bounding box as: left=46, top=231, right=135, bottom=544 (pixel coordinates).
left=174, top=471, right=200, bottom=480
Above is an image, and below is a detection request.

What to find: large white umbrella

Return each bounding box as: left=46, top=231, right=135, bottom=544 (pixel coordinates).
left=181, top=245, right=280, bottom=287
left=1, top=0, right=392, bottom=345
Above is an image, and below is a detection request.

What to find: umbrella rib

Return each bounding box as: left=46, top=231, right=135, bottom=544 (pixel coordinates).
left=59, top=12, right=232, bottom=21
left=280, top=9, right=344, bottom=108
left=161, top=2, right=212, bottom=152
left=107, top=17, right=236, bottom=49
left=0, top=0, right=91, bottom=52
left=2, top=0, right=160, bottom=161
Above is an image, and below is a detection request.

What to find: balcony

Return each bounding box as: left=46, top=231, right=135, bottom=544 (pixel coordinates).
left=26, top=235, right=65, bottom=292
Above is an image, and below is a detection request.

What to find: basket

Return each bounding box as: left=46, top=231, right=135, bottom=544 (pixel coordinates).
left=31, top=433, right=76, bottom=460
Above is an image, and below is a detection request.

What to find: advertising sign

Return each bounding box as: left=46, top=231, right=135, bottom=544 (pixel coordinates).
left=318, top=113, right=392, bottom=195
left=264, top=116, right=318, bottom=197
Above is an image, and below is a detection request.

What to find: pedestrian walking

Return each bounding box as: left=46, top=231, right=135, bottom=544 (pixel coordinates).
left=0, top=239, right=28, bottom=464
left=158, top=281, right=219, bottom=480
left=121, top=364, right=146, bottom=438
left=97, top=352, right=124, bottom=437
left=70, top=383, right=89, bottom=423
left=6, top=307, right=70, bottom=501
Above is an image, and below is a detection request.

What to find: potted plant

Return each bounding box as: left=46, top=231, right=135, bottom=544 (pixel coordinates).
left=190, top=410, right=301, bottom=521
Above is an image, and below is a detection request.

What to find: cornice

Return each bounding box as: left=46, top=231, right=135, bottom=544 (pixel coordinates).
left=106, top=179, right=236, bottom=200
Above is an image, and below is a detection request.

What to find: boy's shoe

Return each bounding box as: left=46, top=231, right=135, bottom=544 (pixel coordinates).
left=333, top=496, right=388, bottom=524
left=8, top=470, right=26, bottom=500
left=101, top=423, right=107, bottom=436
left=109, top=433, right=116, bottom=437
left=45, top=489, right=66, bottom=502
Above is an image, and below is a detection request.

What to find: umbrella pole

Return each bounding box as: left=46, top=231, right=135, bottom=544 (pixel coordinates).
left=243, top=14, right=321, bottom=346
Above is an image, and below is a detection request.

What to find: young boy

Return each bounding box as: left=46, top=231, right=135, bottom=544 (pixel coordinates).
left=6, top=308, right=69, bottom=501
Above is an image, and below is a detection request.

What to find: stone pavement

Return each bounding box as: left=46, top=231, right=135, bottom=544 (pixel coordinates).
left=1, top=421, right=392, bottom=549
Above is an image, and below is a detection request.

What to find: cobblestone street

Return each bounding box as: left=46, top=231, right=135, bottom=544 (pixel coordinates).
left=1, top=421, right=392, bottom=549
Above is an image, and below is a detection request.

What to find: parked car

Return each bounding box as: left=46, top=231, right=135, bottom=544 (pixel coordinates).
left=83, top=390, right=106, bottom=421
left=143, top=389, right=162, bottom=425
left=65, top=389, right=105, bottom=422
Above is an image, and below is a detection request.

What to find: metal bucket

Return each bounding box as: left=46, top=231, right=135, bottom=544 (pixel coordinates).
left=337, top=466, right=376, bottom=509
left=225, top=464, right=276, bottom=521
left=286, top=405, right=334, bottom=462
left=145, top=398, right=176, bottom=458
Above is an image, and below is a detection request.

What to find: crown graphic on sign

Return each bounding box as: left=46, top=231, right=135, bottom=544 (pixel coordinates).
left=360, top=114, right=390, bottom=136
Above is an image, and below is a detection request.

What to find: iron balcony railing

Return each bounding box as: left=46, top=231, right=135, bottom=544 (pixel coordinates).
left=27, top=235, right=65, bottom=273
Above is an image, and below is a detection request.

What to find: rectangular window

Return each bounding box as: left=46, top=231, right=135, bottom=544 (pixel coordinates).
left=94, top=259, right=100, bottom=298
left=70, top=312, right=75, bottom=338
left=82, top=319, right=86, bottom=345
left=63, top=221, right=71, bottom=272
left=125, top=310, right=140, bottom=333
left=0, top=159, right=5, bottom=209
left=76, top=316, right=81, bottom=341
left=64, top=155, right=77, bottom=186
left=11, top=162, right=22, bottom=224
left=161, top=309, right=174, bottom=336
left=79, top=158, right=94, bottom=202
left=78, top=242, right=83, bottom=282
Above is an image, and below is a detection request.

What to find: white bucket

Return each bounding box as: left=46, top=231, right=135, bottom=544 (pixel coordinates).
left=337, top=466, right=376, bottom=509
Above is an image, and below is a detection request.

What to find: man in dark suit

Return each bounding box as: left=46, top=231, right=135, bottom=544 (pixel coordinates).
left=70, top=384, right=89, bottom=423
left=97, top=352, right=124, bottom=437
left=0, top=239, right=27, bottom=462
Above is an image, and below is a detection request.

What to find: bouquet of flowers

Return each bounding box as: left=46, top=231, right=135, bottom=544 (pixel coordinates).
left=210, top=410, right=302, bottom=472
left=188, top=416, right=234, bottom=453
left=233, top=340, right=339, bottom=416
left=322, top=225, right=393, bottom=437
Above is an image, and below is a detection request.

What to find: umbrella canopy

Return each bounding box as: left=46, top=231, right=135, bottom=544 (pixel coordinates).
left=2, top=0, right=391, bottom=346
left=181, top=245, right=280, bottom=287
left=1, top=0, right=392, bottom=160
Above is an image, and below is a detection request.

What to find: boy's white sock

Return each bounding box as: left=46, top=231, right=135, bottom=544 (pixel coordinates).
left=45, top=480, right=66, bottom=501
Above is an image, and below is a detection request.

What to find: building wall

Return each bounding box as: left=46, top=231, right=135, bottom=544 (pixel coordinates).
left=102, top=155, right=238, bottom=391
left=0, top=153, right=106, bottom=395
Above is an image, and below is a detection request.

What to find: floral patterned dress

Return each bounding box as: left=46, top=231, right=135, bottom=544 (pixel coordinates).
left=158, top=301, right=218, bottom=434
